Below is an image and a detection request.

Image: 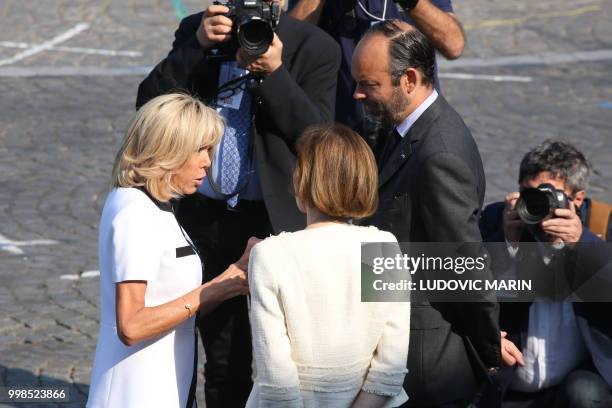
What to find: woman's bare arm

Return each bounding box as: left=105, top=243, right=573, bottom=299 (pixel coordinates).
left=115, top=264, right=248, bottom=346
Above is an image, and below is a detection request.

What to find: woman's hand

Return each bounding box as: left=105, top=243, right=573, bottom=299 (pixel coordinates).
left=197, top=237, right=262, bottom=315
left=206, top=263, right=250, bottom=302
left=198, top=263, right=249, bottom=315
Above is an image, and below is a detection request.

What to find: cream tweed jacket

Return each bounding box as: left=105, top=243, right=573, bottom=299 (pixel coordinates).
left=246, top=224, right=411, bottom=408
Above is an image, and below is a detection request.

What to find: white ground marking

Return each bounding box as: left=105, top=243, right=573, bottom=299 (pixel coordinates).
left=438, top=73, right=533, bottom=82
left=1, top=47, right=611, bottom=78
left=438, top=49, right=612, bottom=69
left=0, top=65, right=152, bottom=77
left=0, top=233, right=58, bottom=255
left=0, top=41, right=142, bottom=57
left=0, top=23, right=90, bottom=66
left=60, top=270, right=100, bottom=280
left=81, top=270, right=100, bottom=278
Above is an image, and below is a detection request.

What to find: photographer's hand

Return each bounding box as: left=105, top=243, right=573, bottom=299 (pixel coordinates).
left=503, top=192, right=524, bottom=245
left=236, top=33, right=283, bottom=77
left=500, top=331, right=524, bottom=367
left=196, top=5, right=233, bottom=50
left=541, top=201, right=582, bottom=243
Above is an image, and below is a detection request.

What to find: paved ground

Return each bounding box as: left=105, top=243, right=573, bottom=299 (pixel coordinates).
left=0, top=0, right=610, bottom=406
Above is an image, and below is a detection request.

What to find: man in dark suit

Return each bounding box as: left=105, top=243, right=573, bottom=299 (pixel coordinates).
left=480, top=140, right=612, bottom=407
left=351, top=20, right=501, bottom=406
left=136, top=3, right=340, bottom=406
left=290, top=0, right=464, bottom=144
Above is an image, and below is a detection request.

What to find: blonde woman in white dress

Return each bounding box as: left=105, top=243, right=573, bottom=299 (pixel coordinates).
left=87, top=94, right=255, bottom=408
left=246, top=124, right=411, bottom=408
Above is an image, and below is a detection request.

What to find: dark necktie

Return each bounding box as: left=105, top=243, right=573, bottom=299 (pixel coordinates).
left=380, top=128, right=402, bottom=167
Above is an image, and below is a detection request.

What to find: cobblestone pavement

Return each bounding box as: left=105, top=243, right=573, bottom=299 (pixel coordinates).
left=0, top=0, right=610, bottom=406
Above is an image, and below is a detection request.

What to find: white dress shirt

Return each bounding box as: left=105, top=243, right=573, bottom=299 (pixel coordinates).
left=396, top=89, right=438, bottom=138
left=505, top=243, right=588, bottom=392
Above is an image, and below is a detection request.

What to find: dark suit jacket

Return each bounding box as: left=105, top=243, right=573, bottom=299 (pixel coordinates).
left=480, top=201, right=612, bottom=389
left=136, top=12, right=340, bottom=233
left=368, top=95, right=501, bottom=405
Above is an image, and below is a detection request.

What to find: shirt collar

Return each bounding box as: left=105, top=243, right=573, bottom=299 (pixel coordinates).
left=136, top=186, right=174, bottom=213
left=396, top=89, right=438, bottom=138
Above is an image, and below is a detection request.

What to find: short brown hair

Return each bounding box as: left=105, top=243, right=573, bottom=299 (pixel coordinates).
left=293, top=124, right=378, bottom=219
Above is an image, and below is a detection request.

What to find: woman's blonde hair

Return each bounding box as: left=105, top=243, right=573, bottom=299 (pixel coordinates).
left=112, top=93, right=224, bottom=202
left=293, top=123, right=378, bottom=219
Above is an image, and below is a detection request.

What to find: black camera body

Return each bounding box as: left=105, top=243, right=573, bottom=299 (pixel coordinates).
left=216, top=0, right=280, bottom=57
left=516, top=183, right=570, bottom=225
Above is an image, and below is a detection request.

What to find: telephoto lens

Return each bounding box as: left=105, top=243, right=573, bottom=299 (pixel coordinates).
left=224, top=0, right=280, bottom=56
left=515, top=183, right=570, bottom=224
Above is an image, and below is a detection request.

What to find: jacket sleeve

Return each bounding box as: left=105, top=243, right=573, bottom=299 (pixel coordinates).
left=419, top=151, right=501, bottom=368
left=362, top=302, right=410, bottom=397
left=136, top=14, right=209, bottom=109
left=362, top=236, right=410, bottom=397
left=252, top=31, right=340, bottom=144
left=248, top=245, right=304, bottom=408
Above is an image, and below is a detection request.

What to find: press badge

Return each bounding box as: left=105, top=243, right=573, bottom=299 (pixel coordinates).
left=216, top=62, right=249, bottom=110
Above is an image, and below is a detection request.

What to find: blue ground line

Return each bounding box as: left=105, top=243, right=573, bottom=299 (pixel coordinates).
left=600, top=101, right=612, bottom=109
left=171, top=0, right=188, bottom=21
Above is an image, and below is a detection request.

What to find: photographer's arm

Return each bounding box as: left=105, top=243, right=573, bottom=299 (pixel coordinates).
left=136, top=7, right=231, bottom=109
left=289, top=0, right=326, bottom=24
left=402, top=0, right=465, bottom=60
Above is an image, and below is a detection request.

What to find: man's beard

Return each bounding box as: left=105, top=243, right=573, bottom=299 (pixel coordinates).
left=363, top=86, right=408, bottom=130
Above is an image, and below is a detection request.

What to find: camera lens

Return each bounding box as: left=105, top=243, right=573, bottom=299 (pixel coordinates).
left=516, top=188, right=551, bottom=224
left=237, top=20, right=273, bottom=55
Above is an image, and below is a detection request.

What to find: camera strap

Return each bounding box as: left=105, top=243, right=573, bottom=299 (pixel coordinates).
left=207, top=68, right=257, bottom=200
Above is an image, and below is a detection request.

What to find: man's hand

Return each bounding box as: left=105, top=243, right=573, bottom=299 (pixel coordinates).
left=196, top=5, right=233, bottom=50
left=236, top=33, right=283, bottom=77
left=541, top=201, right=583, bottom=243
left=503, top=192, right=524, bottom=244
left=234, top=236, right=262, bottom=272
left=501, top=331, right=524, bottom=367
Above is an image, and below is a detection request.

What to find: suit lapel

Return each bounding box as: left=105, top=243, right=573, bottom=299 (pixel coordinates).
left=378, top=95, right=445, bottom=188
left=378, top=132, right=413, bottom=186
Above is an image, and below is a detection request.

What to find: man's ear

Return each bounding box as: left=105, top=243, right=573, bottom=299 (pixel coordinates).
left=573, top=190, right=586, bottom=208
left=402, top=68, right=418, bottom=94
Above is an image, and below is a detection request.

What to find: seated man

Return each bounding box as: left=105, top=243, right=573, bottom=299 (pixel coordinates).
left=480, top=140, right=612, bottom=407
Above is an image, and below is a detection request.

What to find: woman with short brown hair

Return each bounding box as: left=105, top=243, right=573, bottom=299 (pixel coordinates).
left=293, top=123, right=378, bottom=220
left=246, top=124, right=411, bottom=407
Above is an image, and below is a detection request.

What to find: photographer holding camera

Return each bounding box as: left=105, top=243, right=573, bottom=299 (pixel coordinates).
left=480, top=140, right=612, bottom=407
left=136, top=1, right=340, bottom=406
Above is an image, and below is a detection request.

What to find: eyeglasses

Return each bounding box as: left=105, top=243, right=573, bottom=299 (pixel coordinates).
left=217, top=81, right=248, bottom=100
